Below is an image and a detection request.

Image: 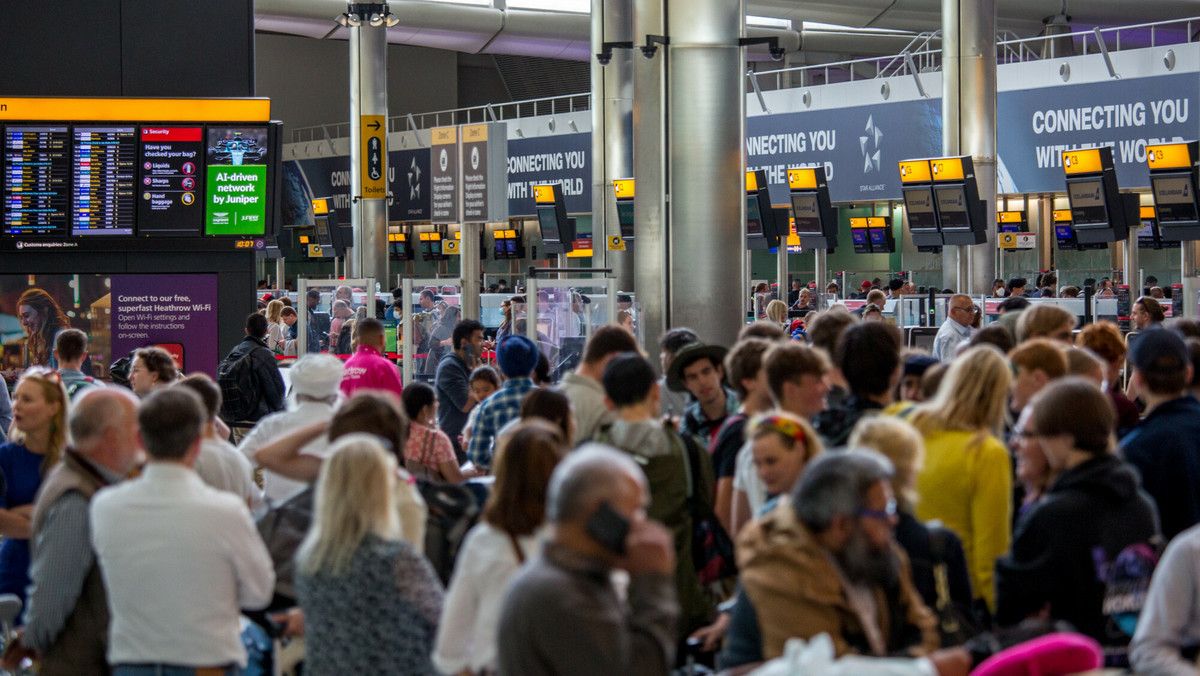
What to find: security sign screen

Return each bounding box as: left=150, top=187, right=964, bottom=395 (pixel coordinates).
left=204, top=126, right=268, bottom=236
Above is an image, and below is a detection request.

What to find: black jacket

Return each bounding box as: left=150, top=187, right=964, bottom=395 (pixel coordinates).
left=994, top=454, right=1159, bottom=646
left=1120, top=395, right=1200, bottom=541
left=227, top=335, right=286, bottom=422
left=895, top=512, right=974, bottom=616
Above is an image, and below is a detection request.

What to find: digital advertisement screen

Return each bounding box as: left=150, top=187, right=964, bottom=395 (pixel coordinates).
left=1152, top=174, right=1199, bottom=224
left=136, top=126, right=204, bottom=236
left=1067, top=178, right=1109, bottom=227
left=536, top=206, right=560, bottom=242
left=902, top=187, right=938, bottom=233
left=3, top=126, right=71, bottom=237
left=0, top=273, right=219, bottom=379
left=790, top=193, right=823, bottom=234
left=72, top=126, right=137, bottom=236
left=934, top=186, right=970, bottom=231
left=204, top=126, right=268, bottom=236
left=746, top=195, right=764, bottom=235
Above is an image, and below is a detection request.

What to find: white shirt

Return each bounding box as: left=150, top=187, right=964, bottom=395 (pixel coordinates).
left=195, top=437, right=265, bottom=516
left=90, top=463, right=275, bottom=667
left=732, top=439, right=768, bottom=517
left=432, top=523, right=544, bottom=675
left=931, top=317, right=971, bottom=363
left=237, top=400, right=336, bottom=503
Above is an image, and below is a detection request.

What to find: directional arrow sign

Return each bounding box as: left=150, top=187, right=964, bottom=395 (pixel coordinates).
left=360, top=115, right=386, bottom=198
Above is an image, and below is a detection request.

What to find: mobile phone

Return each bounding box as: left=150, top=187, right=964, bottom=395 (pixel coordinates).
left=585, top=501, right=630, bottom=555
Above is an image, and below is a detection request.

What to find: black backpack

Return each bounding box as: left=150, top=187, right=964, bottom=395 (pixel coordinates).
left=417, top=479, right=481, bottom=585
left=218, top=346, right=260, bottom=423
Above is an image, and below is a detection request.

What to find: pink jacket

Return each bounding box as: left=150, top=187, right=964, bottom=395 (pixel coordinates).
left=340, top=345, right=404, bottom=400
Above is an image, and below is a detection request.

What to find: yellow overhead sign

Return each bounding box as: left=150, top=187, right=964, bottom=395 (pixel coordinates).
left=360, top=115, right=387, bottom=198
left=312, top=198, right=330, bottom=215
left=1062, top=148, right=1105, bottom=175
left=898, top=160, right=933, bottom=183
left=745, top=171, right=760, bottom=192
left=1140, top=206, right=1157, bottom=219
left=849, top=218, right=871, bottom=229
left=998, top=211, right=1024, bottom=223
left=930, top=157, right=965, bottom=181
left=419, top=232, right=442, bottom=241
left=1147, top=142, right=1195, bottom=170
left=0, top=96, right=271, bottom=122
left=462, top=124, right=488, bottom=142
left=432, top=127, right=457, bottom=145
left=613, top=179, right=635, bottom=199
left=787, top=168, right=818, bottom=190
left=1052, top=210, right=1073, bottom=222
left=866, top=217, right=887, bottom=228
left=533, top=185, right=558, bottom=204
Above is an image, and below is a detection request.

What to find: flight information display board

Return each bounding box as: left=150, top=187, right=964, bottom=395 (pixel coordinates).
left=72, top=126, right=136, bottom=236
left=137, top=126, right=204, bottom=236
left=3, top=126, right=71, bottom=236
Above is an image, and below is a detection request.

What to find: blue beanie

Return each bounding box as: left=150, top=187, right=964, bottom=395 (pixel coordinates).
left=497, top=334, right=540, bottom=377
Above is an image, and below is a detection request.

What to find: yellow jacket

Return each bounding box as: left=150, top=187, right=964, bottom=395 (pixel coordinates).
left=912, top=426, right=1011, bottom=613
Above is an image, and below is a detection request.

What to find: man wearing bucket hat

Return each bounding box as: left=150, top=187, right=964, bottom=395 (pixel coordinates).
left=467, top=335, right=540, bottom=471
left=238, top=353, right=344, bottom=504
left=668, top=342, right=738, bottom=445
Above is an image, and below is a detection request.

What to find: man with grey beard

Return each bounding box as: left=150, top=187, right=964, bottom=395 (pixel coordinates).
left=736, top=450, right=945, bottom=662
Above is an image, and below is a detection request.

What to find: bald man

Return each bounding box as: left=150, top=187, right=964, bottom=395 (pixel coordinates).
left=932, top=294, right=975, bottom=362
left=12, top=389, right=143, bottom=674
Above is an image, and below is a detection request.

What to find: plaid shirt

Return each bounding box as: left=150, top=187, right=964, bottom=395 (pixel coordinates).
left=467, top=377, right=537, bottom=469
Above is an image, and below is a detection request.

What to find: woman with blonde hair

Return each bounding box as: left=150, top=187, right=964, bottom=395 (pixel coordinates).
left=850, top=416, right=974, bottom=621
left=0, top=367, right=69, bottom=616
left=265, top=299, right=285, bottom=352
left=296, top=434, right=443, bottom=675
left=765, top=299, right=789, bottom=329
left=748, top=411, right=823, bottom=516
left=905, top=345, right=1012, bottom=616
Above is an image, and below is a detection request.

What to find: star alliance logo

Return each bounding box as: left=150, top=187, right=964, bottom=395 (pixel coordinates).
left=860, top=115, right=883, bottom=173
left=408, top=156, right=422, bottom=200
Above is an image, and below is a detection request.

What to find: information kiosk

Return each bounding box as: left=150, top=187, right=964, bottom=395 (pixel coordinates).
left=1061, top=146, right=1135, bottom=245
left=1147, top=141, right=1200, bottom=241
left=786, top=167, right=837, bottom=250
left=613, top=178, right=635, bottom=241
left=533, top=184, right=575, bottom=255
left=745, top=170, right=783, bottom=250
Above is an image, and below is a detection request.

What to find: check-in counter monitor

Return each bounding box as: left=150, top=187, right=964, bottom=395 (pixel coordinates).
left=419, top=231, right=447, bottom=261
left=787, top=167, right=838, bottom=250
left=850, top=217, right=894, bottom=254
left=1136, top=205, right=1179, bottom=250
left=1053, top=209, right=1106, bottom=252
left=389, top=232, right=414, bottom=261
left=534, top=184, right=575, bottom=254
left=1061, top=147, right=1135, bottom=245
left=1147, top=141, right=1200, bottom=241
left=898, top=159, right=943, bottom=248
left=613, top=179, right=635, bottom=241
left=746, top=170, right=782, bottom=250
left=493, top=228, right=525, bottom=259
left=930, top=157, right=987, bottom=246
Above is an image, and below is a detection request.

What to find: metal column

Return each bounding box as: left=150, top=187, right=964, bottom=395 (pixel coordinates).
left=666, top=0, right=746, bottom=349
left=942, top=0, right=997, bottom=294
left=347, top=3, right=390, bottom=283
left=592, top=0, right=635, bottom=293
left=633, top=0, right=668, bottom=357
left=777, top=246, right=789, bottom=303
left=461, top=224, right=481, bottom=320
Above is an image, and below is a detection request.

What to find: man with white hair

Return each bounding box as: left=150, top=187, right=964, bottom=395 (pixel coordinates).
left=6, top=389, right=143, bottom=674
left=238, top=353, right=343, bottom=503
left=496, top=445, right=680, bottom=676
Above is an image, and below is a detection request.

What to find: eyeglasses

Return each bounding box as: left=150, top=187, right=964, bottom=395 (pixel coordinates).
left=856, top=498, right=898, bottom=521
left=950, top=305, right=974, bottom=313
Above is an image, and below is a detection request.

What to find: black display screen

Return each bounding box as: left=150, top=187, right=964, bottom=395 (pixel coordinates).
left=1066, top=178, right=1109, bottom=227
left=537, top=206, right=560, bottom=242
left=1054, top=224, right=1074, bottom=241
left=746, top=195, right=763, bottom=235
left=1136, top=220, right=1158, bottom=248
left=3, top=125, right=71, bottom=237
left=136, top=126, right=204, bottom=236
left=616, top=201, right=634, bottom=238
left=852, top=229, right=868, bottom=245
left=72, top=126, right=136, bottom=236
left=902, top=187, right=938, bottom=233
left=790, top=193, right=822, bottom=234
left=1152, top=174, right=1199, bottom=225
left=868, top=228, right=887, bottom=246
left=505, top=238, right=516, bottom=255
left=934, top=186, right=970, bottom=231
left=314, top=219, right=333, bottom=247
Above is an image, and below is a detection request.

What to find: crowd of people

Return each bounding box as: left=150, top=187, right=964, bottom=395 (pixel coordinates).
left=0, top=274, right=1197, bottom=676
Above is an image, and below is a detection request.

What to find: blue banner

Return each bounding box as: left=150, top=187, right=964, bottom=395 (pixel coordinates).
left=506, top=132, right=591, bottom=216
left=747, top=99, right=943, bottom=204
left=997, top=73, right=1199, bottom=194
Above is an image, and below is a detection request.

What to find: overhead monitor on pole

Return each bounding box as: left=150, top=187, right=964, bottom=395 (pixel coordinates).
left=1147, top=141, right=1200, bottom=241
left=613, top=178, right=635, bottom=241
left=929, top=156, right=988, bottom=246
left=745, top=169, right=782, bottom=250
left=898, top=159, right=943, bottom=249
left=1061, top=146, right=1135, bottom=245
left=533, top=184, right=574, bottom=254
left=786, top=167, right=837, bottom=250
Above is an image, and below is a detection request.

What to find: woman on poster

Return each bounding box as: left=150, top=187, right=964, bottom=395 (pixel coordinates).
left=16, top=289, right=72, bottom=371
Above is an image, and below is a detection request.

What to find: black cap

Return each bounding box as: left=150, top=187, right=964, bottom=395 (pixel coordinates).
left=1129, top=327, right=1188, bottom=377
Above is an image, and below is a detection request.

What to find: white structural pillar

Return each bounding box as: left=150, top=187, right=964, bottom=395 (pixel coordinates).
left=942, top=0, right=997, bottom=294
left=632, top=0, right=668, bottom=357
left=346, top=3, right=391, bottom=283
left=665, top=0, right=746, bottom=349
left=592, top=0, right=635, bottom=293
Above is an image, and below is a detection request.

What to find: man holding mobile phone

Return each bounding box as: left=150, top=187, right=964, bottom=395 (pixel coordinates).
left=497, top=445, right=679, bottom=676
left=434, top=319, right=485, bottom=462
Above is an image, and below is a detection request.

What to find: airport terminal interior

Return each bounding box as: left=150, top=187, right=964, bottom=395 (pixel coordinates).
left=1, top=0, right=1200, bottom=674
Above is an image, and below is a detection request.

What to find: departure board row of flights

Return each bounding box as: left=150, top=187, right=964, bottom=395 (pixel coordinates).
left=2, top=124, right=270, bottom=238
